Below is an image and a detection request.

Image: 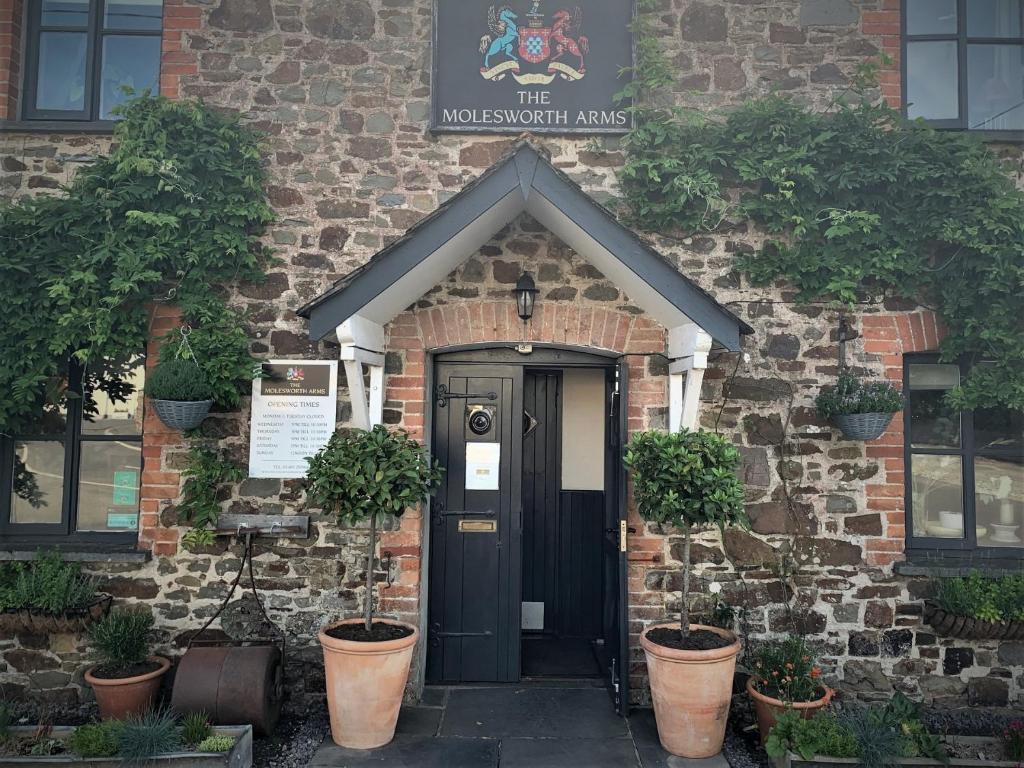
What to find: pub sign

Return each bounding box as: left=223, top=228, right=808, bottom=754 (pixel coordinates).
left=431, top=0, right=634, bottom=134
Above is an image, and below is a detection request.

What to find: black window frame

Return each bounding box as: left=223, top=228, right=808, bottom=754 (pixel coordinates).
left=0, top=361, right=142, bottom=546
left=22, top=0, right=163, bottom=123
left=901, top=0, right=1024, bottom=140
left=903, top=353, right=1024, bottom=561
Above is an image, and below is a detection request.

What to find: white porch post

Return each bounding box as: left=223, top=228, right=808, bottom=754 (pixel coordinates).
left=667, top=324, right=713, bottom=432
left=337, top=316, right=386, bottom=430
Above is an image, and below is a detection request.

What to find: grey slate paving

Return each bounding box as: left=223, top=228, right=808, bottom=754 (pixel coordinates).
left=308, top=684, right=731, bottom=767
left=499, top=737, right=640, bottom=767
left=440, top=685, right=629, bottom=739
left=309, top=736, right=499, bottom=767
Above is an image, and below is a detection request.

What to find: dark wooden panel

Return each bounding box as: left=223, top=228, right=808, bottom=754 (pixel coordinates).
left=522, top=373, right=561, bottom=632
left=557, top=491, right=604, bottom=639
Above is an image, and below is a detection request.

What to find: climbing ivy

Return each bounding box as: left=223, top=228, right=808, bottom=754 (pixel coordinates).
left=0, top=95, right=274, bottom=434
left=617, top=11, right=1024, bottom=410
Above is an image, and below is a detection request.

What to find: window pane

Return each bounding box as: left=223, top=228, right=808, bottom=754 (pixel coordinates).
left=76, top=441, right=141, bottom=532
left=100, top=36, right=161, bottom=119
left=975, top=455, right=1024, bottom=547
left=906, top=0, right=958, bottom=34
left=909, top=363, right=961, bottom=448
left=10, top=441, right=65, bottom=524
left=912, top=453, right=964, bottom=538
left=104, top=0, right=163, bottom=31
left=41, top=0, right=89, bottom=27
left=975, top=406, right=1024, bottom=453
left=35, top=32, right=88, bottom=112
left=906, top=42, right=961, bottom=120
left=967, top=0, right=1023, bottom=37
left=83, top=360, right=145, bottom=435
left=967, top=44, right=1024, bottom=130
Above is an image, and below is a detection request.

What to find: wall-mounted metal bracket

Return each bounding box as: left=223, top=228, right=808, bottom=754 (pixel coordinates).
left=214, top=514, right=310, bottom=539
left=435, top=384, right=497, bottom=408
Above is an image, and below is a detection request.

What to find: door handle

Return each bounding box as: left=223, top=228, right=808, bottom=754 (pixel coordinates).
left=604, top=526, right=636, bottom=535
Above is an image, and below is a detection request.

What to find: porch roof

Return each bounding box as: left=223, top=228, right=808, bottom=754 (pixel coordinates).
left=297, top=141, right=753, bottom=351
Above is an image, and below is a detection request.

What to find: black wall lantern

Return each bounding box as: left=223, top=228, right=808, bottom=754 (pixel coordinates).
left=513, top=272, right=539, bottom=323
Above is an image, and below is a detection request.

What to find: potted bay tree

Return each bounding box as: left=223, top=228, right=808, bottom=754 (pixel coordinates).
left=625, top=428, right=747, bottom=759
left=305, top=425, right=442, bottom=750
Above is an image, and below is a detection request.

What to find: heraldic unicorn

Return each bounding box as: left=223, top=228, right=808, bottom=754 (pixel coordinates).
left=479, top=1, right=590, bottom=85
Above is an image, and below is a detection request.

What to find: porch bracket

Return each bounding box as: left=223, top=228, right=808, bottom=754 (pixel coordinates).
left=337, top=316, right=386, bottom=430
left=667, top=325, right=713, bottom=432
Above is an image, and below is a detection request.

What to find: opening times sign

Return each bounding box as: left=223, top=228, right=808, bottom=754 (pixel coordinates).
left=432, top=0, right=634, bottom=134
left=248, top=361, right=338, bottom=479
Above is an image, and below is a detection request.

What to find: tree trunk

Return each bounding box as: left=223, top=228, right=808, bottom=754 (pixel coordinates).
left=680, top=527, right=691, bottom=640
left=364, top=511, right=377, bottom=633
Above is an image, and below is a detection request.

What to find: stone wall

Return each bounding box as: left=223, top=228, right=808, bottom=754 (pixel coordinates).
left=1, top=0, right=1022, bottom=716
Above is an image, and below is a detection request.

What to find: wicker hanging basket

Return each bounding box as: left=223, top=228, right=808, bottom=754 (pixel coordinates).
left=152, top=398, right=214, bottom=431
left=833, top=412, right=894, bottom=441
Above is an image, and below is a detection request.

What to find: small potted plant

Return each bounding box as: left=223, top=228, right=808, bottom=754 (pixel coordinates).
left=625, top=428, right=747, bottom=759
left=85, top=609, right=171, bottom=720
left=146, top=357, right=215, bottom=431
left=305, top=425, right=443, bottom=750
left=746, top=636, right=834, bottom=743
left=815, top=372, right=903, bottom=441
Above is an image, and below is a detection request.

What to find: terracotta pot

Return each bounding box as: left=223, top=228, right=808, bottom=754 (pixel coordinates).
left=746, top=676, right=834, bottom=744
left=319, top=618, right=418, bottom=750
left=640, top=622, right=741, bottom=759
left=85, top=655, right=171, bottom=720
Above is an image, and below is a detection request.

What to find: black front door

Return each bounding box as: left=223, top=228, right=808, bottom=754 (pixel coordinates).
left=427, top=364, right=524, bottom=683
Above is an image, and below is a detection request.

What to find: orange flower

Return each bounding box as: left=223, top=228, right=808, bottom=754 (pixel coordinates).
left=810, top=667, right=821, bottom=679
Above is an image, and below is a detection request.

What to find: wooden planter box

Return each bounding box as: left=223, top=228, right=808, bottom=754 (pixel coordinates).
left=924, top=601, right=1024, bottom=640
left=0, top=726, right=251, bottom=768
left=775, top=736, right=1016, bottom=768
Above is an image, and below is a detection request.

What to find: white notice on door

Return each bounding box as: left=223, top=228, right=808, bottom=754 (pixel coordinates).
left=465, top=442, right=500, bottom=490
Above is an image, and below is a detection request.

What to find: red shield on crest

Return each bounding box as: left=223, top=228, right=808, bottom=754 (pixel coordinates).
left=518, top=27, right=551, bottom=64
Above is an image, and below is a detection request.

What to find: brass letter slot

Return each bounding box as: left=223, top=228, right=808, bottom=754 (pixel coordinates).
left=458, top=520, right=497, bottom=533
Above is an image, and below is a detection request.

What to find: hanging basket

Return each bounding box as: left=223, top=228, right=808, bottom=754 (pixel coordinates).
left=923, top=601, right=1024, bottom=641
left=152, top=398, right=214, bottom=430
left=0, top=593, right=112, bottom=635
left=833, top=412, right=894, bottom=441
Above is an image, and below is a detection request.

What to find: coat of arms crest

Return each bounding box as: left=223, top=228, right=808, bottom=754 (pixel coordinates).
left=479, top=1, right=589, bottom=85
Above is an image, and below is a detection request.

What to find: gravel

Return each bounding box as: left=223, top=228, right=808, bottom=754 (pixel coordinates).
left=252, top=709, right=329, bottom=768
left=724, top=694, right=772, bottom=768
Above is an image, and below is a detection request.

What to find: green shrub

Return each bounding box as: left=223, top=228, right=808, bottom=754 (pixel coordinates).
left=196, top=735, right=235, bottom=753
left=624, top=429, right=746, bottom=637
left=180, top=712, right=212, bottom=747
left=934, top=573, right=1024, bottom=623
left=89, top=609, right=153, bottom=674
left=765, top=708, right=859, bottom=761
left=815, top=373, right=903, bottom=420
left=70, top=722, right=123, bottom=758
left=0, top=551, right=97, bottom=614
left=117, top=709, right=181, bottom=763
left=0, top=701, right=12, bottom=741
left=766, top=696, right=948, bottom=766
left=751, top=636, right=823, bottom=703
left=146, top=358, right=214, bottom=402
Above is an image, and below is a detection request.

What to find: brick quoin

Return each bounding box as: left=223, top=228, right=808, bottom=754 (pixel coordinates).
left=860, top=309, right=944, bottom=566
left=864, top=0, right=903, bottom=108
left=0, top=0, right=23, bottom=120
